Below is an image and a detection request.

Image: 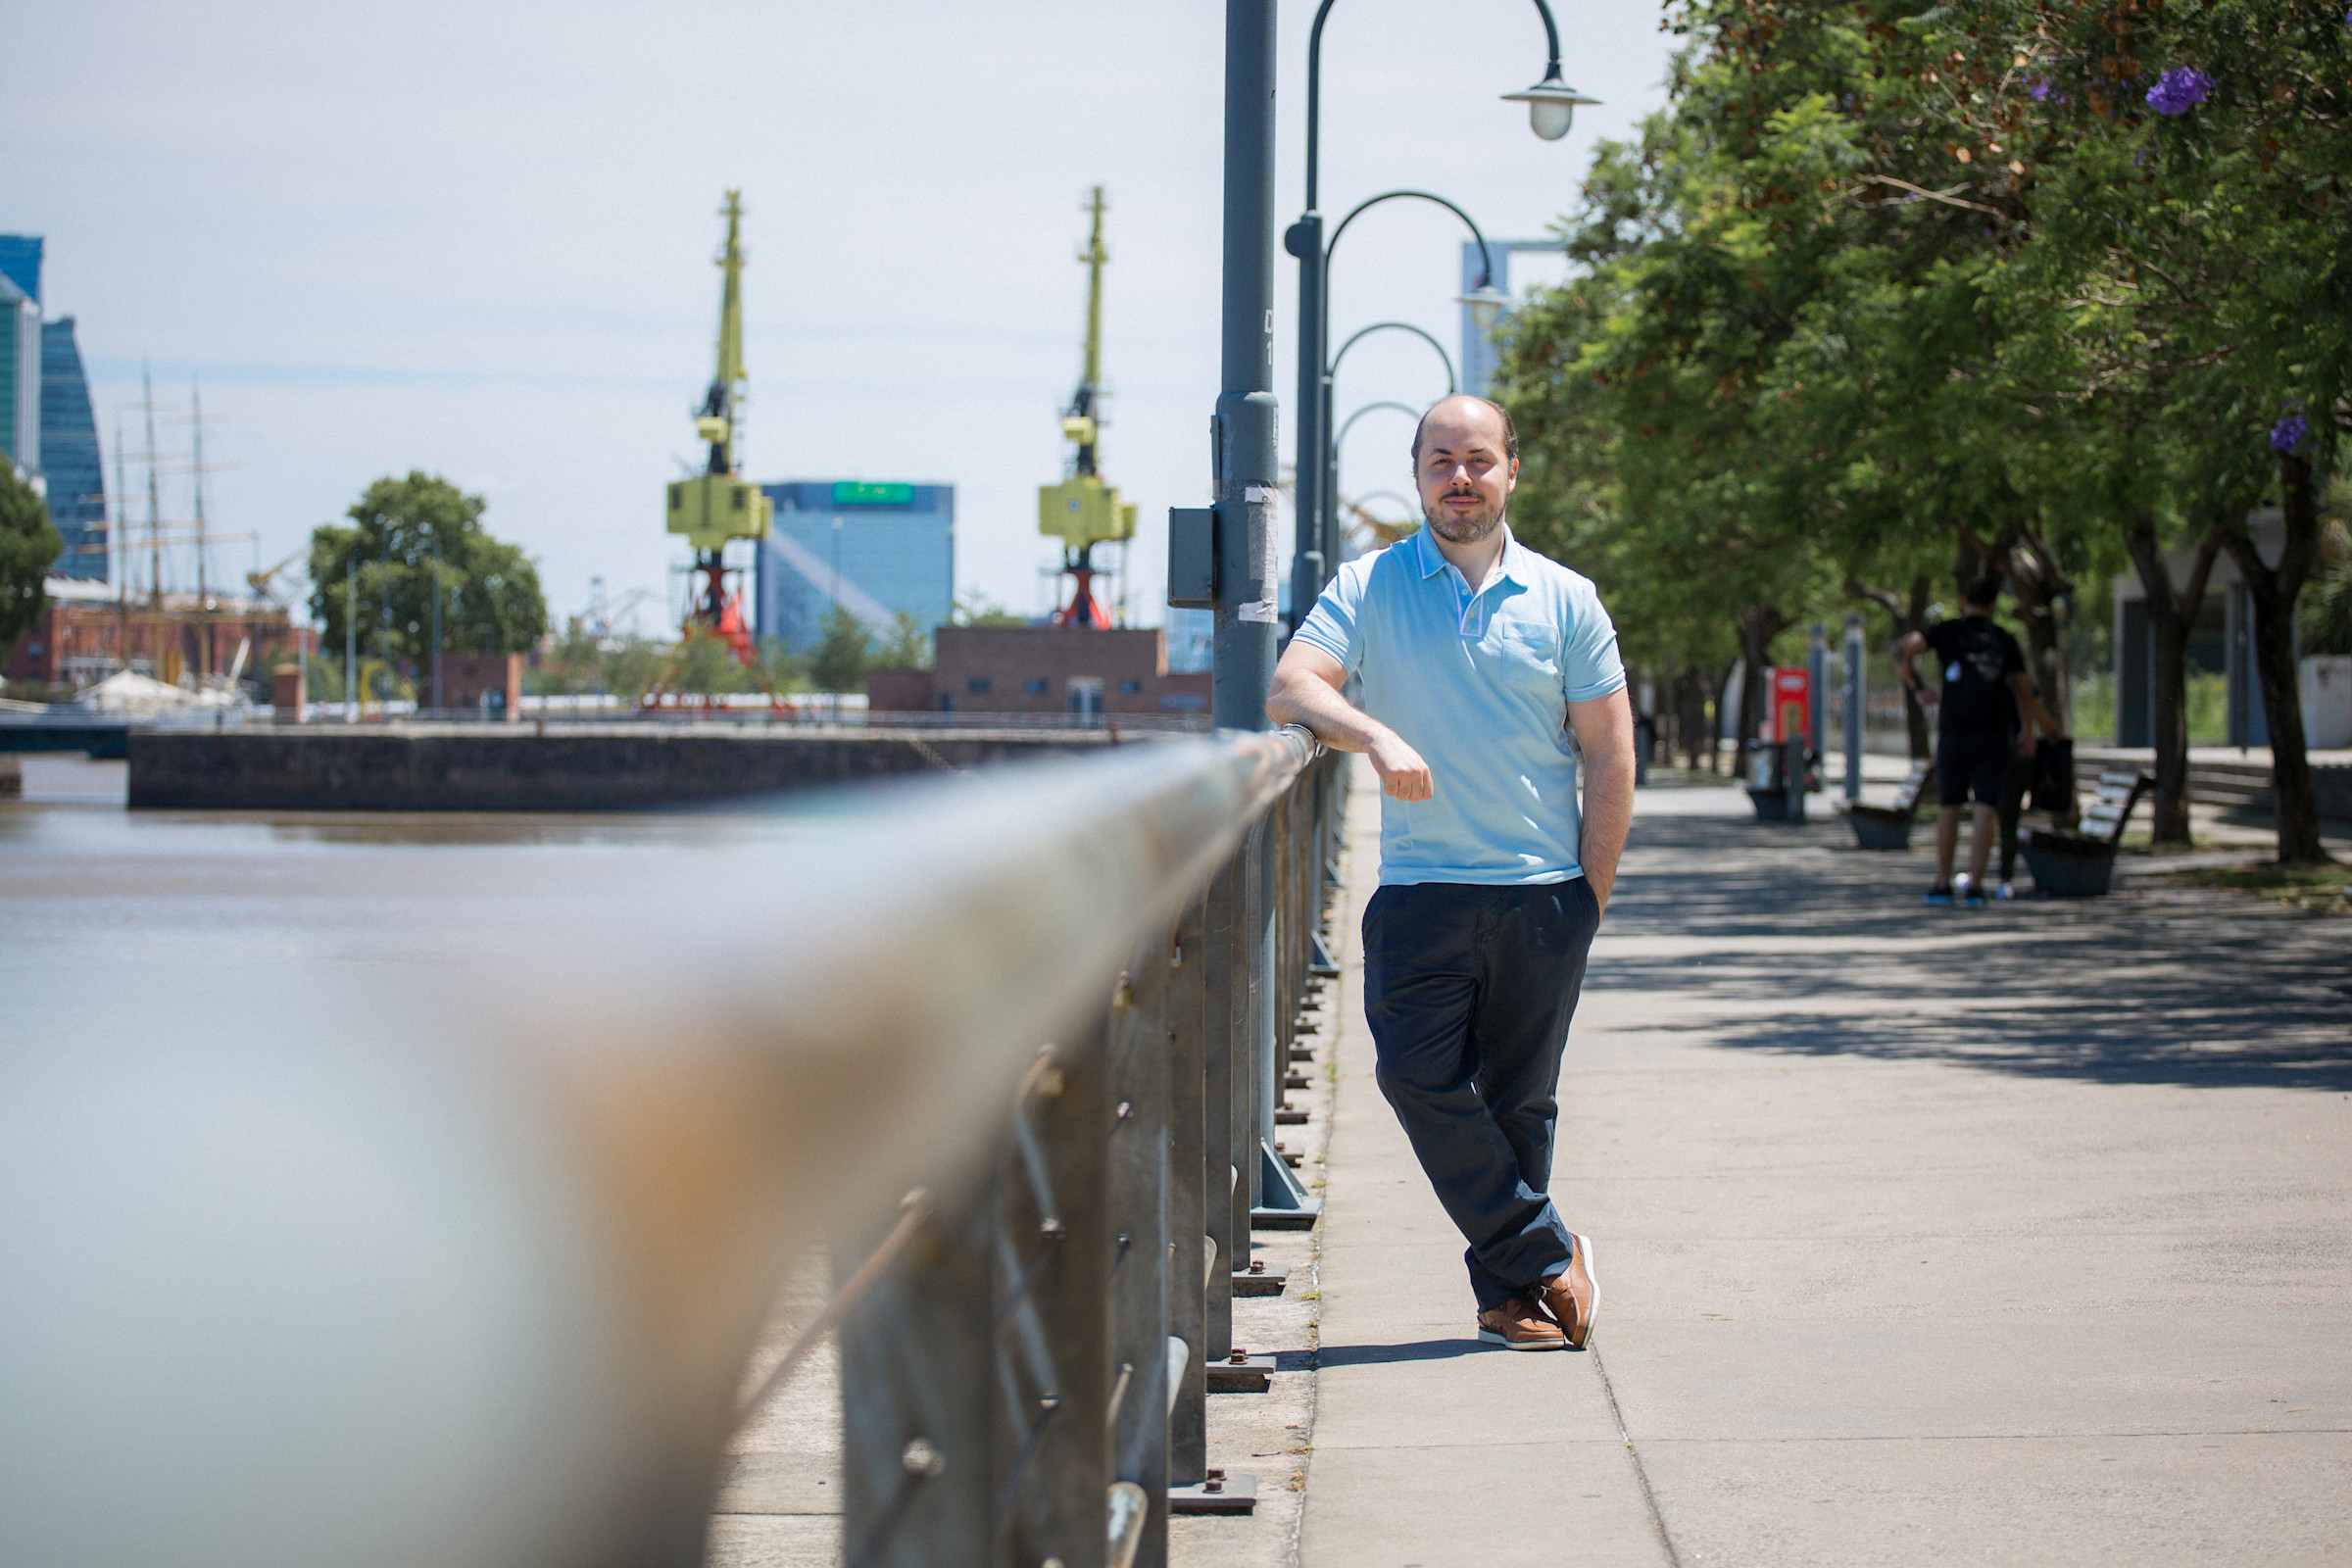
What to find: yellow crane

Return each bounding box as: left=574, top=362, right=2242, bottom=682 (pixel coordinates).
left=1037, top=186, right=1135, bottom=628
left=662, top=190, right=773, bottom=668
left=245, top=548, right=305, bottom=603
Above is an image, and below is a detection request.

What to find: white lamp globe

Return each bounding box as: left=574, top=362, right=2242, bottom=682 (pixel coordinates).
left=1502, top=74, right=1599, bottom=144
left=1457, top=283, right=1510, bottom=333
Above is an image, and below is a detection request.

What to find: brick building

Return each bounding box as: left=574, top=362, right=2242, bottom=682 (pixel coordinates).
left=869, top=626, right=1209, bottom=722
left=4, top=579, right=311, bottom=694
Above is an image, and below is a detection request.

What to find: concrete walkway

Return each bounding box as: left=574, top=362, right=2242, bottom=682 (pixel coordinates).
left=1301, top=764, right=2351, bottom=1567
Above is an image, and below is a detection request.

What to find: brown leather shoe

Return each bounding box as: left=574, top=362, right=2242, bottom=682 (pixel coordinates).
left=1538, top=1234, right=1598, bottom=1348
left=1475, top=1296, right=1565, bottom=1351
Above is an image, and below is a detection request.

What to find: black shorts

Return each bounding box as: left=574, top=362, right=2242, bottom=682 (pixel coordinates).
left=1936, top=728, right=2014, bottom=807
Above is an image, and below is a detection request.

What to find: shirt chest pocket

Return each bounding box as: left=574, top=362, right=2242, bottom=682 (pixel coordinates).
left=1478, top=622, right=1562, bottom=698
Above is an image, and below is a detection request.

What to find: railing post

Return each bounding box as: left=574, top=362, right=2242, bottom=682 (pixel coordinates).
left=1164, top=894, right=1210, bottom=1488
left=1201, top=857, right=1240, bottom=1364
left=1243, top=820, right=1268, bottom=1220
left=1250, top=785, right=1321, bottom=1227
left=1000, top=1022, right=1113, bottom=1568
left=839, top=1167, right=1002, bottom=1568
left=1107, top=929, right=1175, bottom=1568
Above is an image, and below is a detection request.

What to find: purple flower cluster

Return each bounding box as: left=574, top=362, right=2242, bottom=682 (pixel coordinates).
left=2271, top=414, right=2309, bottom=454
left=2146, top=68, right=2213, bottom=115
left=2029, top=76, right=2052, bottom=101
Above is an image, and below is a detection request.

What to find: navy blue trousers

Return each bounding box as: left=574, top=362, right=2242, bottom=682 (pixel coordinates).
left=1361, top=879, right=1600, bottom=1312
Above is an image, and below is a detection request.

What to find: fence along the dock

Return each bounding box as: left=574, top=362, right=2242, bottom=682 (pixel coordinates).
left=0, top=724, right=1335, bottom=1568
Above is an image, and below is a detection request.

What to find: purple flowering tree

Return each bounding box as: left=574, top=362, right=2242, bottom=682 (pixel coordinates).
left=2145, top=68, right=2214, bottom=116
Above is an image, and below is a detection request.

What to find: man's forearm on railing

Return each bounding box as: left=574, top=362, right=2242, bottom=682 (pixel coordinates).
left=1266, top=662, right=1384, bottom=755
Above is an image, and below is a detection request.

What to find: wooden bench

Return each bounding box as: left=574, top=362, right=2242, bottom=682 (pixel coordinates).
left=2022, top=769, right=2152, bottom=896
left=1843, top=760, right=1936, bottom=851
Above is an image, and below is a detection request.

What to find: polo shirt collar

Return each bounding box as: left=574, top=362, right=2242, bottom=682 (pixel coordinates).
left=1410, top=520, right=1529, bottom=592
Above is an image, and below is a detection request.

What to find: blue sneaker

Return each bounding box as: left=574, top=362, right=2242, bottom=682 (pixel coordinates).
left=1960, top=891, right=1985, bottom=908
left=1925, top=883, right=1955, bottom=906
left=1994, top=881, right=2016, bottom=901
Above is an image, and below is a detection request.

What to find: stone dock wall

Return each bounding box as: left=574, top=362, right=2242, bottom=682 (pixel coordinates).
left=127, top=723, right=1133, bottom=811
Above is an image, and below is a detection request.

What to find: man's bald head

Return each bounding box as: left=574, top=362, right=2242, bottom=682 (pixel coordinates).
left=1411, top=395, right=1519, bottom=466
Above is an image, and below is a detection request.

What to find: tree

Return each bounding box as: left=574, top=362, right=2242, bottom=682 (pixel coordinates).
left=952, top=591, right=1027, bottom=628
left=306, top=472, right=547, bottom=664
left=871, top=611, right=933, bottom=671
left=1501, top=0, right=2348, bottom=855
left=810, top=605, right=875, bottom=693
left=0, top=466, right=63, bottom=663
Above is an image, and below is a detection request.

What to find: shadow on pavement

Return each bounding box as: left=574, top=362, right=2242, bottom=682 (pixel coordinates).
left=1594, top=808, right=2352, bottom=1093
left=1312, top=1339, right=1494, bottom=1368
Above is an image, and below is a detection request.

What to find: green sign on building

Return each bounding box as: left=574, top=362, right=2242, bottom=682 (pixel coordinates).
left=831, top=480, right=914, bottom=507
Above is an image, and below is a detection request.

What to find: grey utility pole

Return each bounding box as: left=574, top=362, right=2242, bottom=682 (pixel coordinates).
left=430, top=542, right=443, bottom=714
left=1843, top=612, right=1866, bottom=802
left=344, top=559, right=357, bottom=725
left=1808, top=621, right=1828, bottom=765
left=1212, top=0, right=1280, bottom=734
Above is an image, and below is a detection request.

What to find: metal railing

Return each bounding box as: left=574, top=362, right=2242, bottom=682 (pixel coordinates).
left=0, top=724, right=1346, bottom=1568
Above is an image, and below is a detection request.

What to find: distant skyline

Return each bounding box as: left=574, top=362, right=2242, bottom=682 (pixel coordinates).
left=3, top=1, right=1676, bottom=636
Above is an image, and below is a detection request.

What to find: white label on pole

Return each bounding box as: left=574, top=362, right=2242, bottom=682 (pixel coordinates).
left=1245, top=487, right=1280, bottom=592
left=1239, top=600, right=1279, bottom=623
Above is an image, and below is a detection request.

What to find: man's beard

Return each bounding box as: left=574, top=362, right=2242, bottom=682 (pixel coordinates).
left=1424, top=490, right=1504, bottom=544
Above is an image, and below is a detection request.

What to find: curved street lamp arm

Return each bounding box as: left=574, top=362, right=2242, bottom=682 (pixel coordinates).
left=1327, top=188, right=1497, bottom=293
left=1307, top=0, right=1339, bottom=212
left=1331, top=322, right=1457, bottom=395
left=1306, top=0, right=1564, bottom=211
left=1336, top=401, right=1424, bottom=452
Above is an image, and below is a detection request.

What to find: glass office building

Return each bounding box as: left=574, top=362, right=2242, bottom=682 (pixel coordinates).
left=0, top=271, right=36, bottom=482
left=0, top=237, right=107, bottom=580
left=754, top=480, right=954, bottom=653
left=40, top=319, right=105, bottom=580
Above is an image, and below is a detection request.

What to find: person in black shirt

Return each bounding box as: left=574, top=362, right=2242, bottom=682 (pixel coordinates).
left=1894, top=577, right=2065, bottom=906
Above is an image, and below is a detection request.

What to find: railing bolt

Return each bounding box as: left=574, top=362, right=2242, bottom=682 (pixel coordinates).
left=1040, top=1217, right=1066, bottom=1242
left=1248, top=1259, right=1264, bottom=1274
left=1228, top=1348, right=1248, bottom=1365
left=901, top=1438, right=945, bottom=1478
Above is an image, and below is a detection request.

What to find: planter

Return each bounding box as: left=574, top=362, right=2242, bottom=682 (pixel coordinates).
left=2023, top=831, right=2117, bottom=897
left=1844, top=805, right=1915, bottom=851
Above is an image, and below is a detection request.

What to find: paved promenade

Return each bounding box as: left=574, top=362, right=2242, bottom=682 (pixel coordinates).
left=1301, top=766, right=2350, bottom=1566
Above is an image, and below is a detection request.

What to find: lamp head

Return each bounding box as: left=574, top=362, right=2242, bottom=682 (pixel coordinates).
left=1501, top=69, right=1599, bottom=142
left=1457, top=281, right=1510, bottom=333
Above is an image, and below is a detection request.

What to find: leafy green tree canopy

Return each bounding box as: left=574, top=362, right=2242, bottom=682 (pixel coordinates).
left=811, top=604, right=875, bottom=693
left=307, top=472, right=547, bottom=661
left=0, top=466, right=64, bottom=660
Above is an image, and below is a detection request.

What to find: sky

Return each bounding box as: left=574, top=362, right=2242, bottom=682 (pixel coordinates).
left=4, top=0, right=1678, bottom=637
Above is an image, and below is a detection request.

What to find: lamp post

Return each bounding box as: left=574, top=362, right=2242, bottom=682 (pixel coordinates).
left=1285, top=0, right=1596, bottom=626
left=1334, top=401, right=1425, bottom=454
left=1330, top=320, right=1456, bottom=396
left=430, top=540, right=443, bottom=714
left=344, top=558, right=356, bottom=725
left=1311, top=189, right=1504, bottom=602
left=1210, top=0, right=1281, bottom=734
left=1330, top=402, right=1427, bottom=545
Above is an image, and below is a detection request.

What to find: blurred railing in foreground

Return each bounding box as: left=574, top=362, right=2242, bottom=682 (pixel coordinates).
left=0, top=726, right=1344, bottom=1568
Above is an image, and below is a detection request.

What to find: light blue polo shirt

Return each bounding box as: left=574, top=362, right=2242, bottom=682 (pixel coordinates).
left=1293, top=524, right=1624, bottom=886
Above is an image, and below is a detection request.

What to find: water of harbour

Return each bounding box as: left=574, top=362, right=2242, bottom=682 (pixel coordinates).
left=2, top=755, right=839, bottom=1001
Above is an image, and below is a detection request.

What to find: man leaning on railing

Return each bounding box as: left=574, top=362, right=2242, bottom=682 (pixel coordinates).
left=1267, top=393, right=1636, bottom=1352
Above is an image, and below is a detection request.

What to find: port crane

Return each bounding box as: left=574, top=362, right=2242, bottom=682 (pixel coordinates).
left=1037, top=186, right=1136, bottom=629
left=246, top=548, right=304, bottom=604
left=651, top=191, right=778, bottom=706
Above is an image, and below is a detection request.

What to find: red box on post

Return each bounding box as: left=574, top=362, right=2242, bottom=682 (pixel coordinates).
left=1764, top=666, right=1811, bottom=748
